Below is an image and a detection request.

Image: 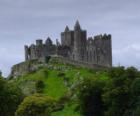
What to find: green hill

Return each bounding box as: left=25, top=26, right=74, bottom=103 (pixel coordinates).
left=9, top=61, right=108, bottom=116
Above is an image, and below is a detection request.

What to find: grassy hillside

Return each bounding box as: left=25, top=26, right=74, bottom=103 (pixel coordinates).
left=9, top=62, right=108, bottom=116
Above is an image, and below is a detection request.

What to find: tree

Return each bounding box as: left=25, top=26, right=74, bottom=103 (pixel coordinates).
left=0, top=77, right=23, bottom=116
left=78, top=77, right=105, bottom=116
left=103, top=67, right=140, bottom=116
left=124, top=78, right=140, bottom=116
left=132, top=106, right=140, bottom=116
left=108, top=66, right=125, bottom=79
left=131, top=78, right=140, bottom=96
left=125, top=67, right=139, bottom=79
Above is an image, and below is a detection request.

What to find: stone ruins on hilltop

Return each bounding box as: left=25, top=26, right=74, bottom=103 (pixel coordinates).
left=10, top=20, right=112, bottom=78
left=25, top=20, right=112, bottom=67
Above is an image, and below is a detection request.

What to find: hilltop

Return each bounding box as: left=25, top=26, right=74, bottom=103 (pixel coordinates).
left=1, top=58, right=140, bottom=116
left=9, top=58, right=108, bottom=116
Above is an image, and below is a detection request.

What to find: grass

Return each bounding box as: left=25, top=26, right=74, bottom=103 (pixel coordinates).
left=52, top=101, right=81, bottom=116
left=43, top=70, right=68, bottom=99
left=10, top=62, right=109, bottom=96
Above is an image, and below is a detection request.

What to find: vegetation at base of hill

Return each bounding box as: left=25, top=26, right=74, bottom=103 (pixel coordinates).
left=1, top=62, right=140, bottom=116
left=15, top=94, right=55, bottom=116
left=51, top=101, right=81, bottom=116
left=77, top=66, right=140, bottom=116
left=0, top=76, right=23, bottom=116
left=78, top=78, right=105, bottom=116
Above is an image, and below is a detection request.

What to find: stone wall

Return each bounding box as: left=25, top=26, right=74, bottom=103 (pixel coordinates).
left=50, top=56, right=109, bottom=70
left=11, top=56, right=110, bottom=78
left=10, top=60, right=44, bottom=78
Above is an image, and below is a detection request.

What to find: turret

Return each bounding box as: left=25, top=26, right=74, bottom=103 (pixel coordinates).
left=0, top=70, right=2, bottom=77
left=46, top=37, right=52, bottom=46
left=74, top=20, right=81, bottom=31
left=73, top=20, right=87, bottom=61
left=61, top=25, right=74, bottom=47
left=65, top=26, right=69, bottom=32
left=24, top=45, right=29, bottom=61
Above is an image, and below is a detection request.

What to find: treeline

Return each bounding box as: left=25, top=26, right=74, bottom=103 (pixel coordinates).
left=0, top=76, right=23, bottom=116
left=78, top=67, right=140, bottom=116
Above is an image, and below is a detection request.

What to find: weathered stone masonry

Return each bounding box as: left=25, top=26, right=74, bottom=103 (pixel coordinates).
left=24, top=20, right=112, bottom=67
left=10, top=21, right=112, bottom=78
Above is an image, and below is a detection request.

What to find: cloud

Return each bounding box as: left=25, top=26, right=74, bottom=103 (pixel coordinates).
left=113, top=43, right=140, bottom=68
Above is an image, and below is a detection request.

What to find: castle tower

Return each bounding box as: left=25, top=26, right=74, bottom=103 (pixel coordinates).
left=45, top=37, right=52, bottom=46
left=73, top=20, right=87, bottom=61
left=93, top=34, right=112, bottom=67
left=74, top=20, right=81, bottom=31
left=61, top=25, right=74, bottom=48
left=65, top=26, right=69, bottom=32
left=30, top=44, right=36, bottom=59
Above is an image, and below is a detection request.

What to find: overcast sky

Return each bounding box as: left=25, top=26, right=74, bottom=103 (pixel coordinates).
left=0, top=0, right=140, bottom=76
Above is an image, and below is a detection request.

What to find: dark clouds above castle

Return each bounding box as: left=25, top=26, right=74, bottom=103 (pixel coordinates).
left=0, top=0, right=140, bottom=76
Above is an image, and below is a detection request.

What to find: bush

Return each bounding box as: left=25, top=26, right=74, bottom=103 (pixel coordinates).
left=57, top=72, right=65, bottom=77
left=45, top=56, right=51, bottom=63
left=15, top=94, right=55, bottom=116
left=35, top=80, right=45, bottom=93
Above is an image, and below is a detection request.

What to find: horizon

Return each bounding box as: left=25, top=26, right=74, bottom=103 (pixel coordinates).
left=0, top=0, right=140, bottom=77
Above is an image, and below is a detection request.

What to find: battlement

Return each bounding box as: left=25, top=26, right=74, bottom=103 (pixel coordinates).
left=94, top=34, right=111, bottom=40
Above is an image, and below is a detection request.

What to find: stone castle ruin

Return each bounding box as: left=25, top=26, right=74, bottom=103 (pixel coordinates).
left=25, top=21, right=112, bottom=67
left=10, top=21, right=112, bottom=78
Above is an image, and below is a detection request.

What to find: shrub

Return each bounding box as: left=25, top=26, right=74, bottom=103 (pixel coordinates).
left=57, top=72, right=65, bottom=77
left=15, top=94, right=55, bottom=116
left=45, top=56, right=51, bottom=63
left=35, top=80, right=45, bottom=93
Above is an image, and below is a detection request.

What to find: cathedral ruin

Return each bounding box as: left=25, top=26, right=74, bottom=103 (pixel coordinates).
left=24, top=21, right=112, bottom=67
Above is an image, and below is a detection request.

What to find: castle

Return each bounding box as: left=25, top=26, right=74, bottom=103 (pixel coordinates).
left=24, top=21, right=112, bottom=67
